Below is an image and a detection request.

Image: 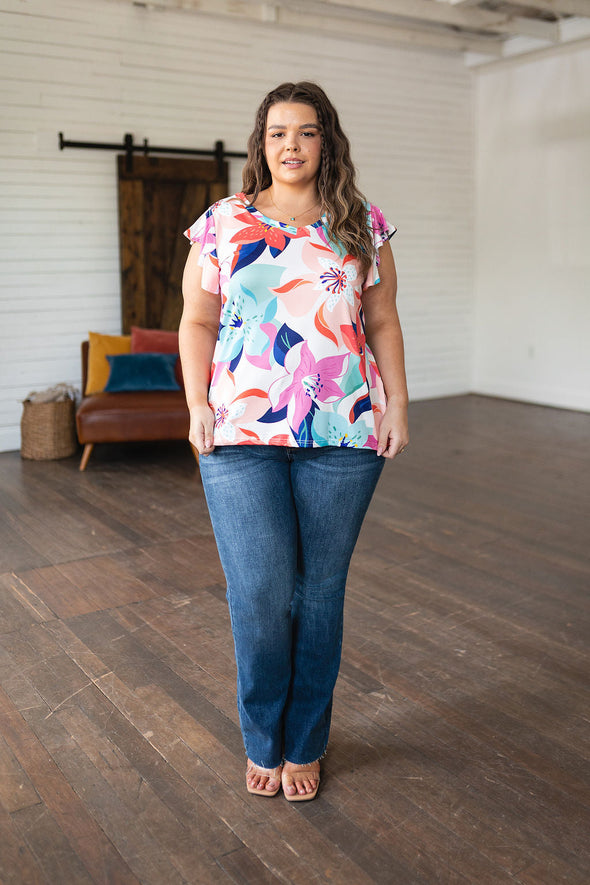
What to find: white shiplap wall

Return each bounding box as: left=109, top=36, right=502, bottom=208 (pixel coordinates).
left=0, top=0, right=474, bottom=452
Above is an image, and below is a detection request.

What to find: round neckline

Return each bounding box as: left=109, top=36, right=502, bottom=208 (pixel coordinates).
left=236, top=192, right=325, bottom=232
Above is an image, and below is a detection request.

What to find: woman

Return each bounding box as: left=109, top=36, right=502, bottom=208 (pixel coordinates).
left=179, top=82, right=408, bottom=801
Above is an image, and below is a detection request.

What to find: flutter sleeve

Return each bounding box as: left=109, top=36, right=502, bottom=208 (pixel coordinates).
left=183, top=205, right=220, bottom=295
left=363, top=203, right=397, bottom=290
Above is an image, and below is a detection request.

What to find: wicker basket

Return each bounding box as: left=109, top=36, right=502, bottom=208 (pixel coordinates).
left=21, top=398, right=78, bottom=460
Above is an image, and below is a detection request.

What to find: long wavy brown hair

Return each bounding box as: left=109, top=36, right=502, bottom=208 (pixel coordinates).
left=242, top=82, right=373, bottom=273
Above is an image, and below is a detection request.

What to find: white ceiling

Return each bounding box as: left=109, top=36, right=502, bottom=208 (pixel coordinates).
left=122, top=0, right=590, bottom=64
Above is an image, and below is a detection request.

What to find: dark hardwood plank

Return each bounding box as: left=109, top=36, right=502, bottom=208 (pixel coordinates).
left=10, top=803, right=95, bottom=885
left=0, top=519, right=51, bottom=574
left=0, top=396, right=588, bottom=884
left=0, top=733, right=40, bottom=813
left=0, top=574, right=47, bottom=637
left=64, top=685, right=242, bottom=860
left=38, top=622, right=347, bottom=883
left=0, top=805, right=46, bottom=885
left=0, top=572, right=55, bottom=628
left=14, top=558, right=158, bottom=619
left=0, top=687, right=140, bottom=884
left=20, top=703, right=204, bottom=885
left=216, top=847, right=283, bottom=884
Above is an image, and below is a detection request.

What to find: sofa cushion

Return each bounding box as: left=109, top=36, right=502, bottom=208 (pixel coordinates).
left=76, top=390, right=189, bottom=443
left=131, top=326, right=183, bottom=387
left=131, top=326, right=178, bottom=353
left=86, top=332, right=131, bottom=394
left=104, top=353, right=180, bottom=393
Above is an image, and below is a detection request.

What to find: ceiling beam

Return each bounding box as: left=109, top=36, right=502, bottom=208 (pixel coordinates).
left=274, top=5, right=504, bottom=53
left=507, top=17, right=560, bottom=39
left=451, top=0, right=590, bottom=15
left=127, top=0, right=504, bottom=53
left=115, top=0, right=590, bottom=57
left=318, top=0, right=560, bottom=41
left=437, top=0, right=483, bottom=7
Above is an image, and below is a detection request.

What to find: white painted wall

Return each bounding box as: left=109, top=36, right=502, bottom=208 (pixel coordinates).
left=472, top=43, right=590, bottom=411
left=0, top=0, right=474, bottom=451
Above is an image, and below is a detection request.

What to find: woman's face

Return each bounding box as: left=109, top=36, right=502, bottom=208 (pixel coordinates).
left=263, top=102, right=322, bottom=188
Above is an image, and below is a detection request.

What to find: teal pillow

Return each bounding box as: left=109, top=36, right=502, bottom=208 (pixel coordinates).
left=104, top=353, right=181, bottom=392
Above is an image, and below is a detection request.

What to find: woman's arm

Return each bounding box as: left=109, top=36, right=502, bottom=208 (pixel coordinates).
left=361, top=240, right=409, bottom=459
left=178, top=243, right=221, bottom=455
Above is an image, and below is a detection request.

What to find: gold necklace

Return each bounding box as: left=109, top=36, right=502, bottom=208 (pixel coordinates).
left=269, top=189, right=320, bottom=222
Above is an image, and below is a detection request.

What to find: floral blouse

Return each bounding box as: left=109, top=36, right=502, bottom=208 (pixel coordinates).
left=184, top=193, right=396, bottom=449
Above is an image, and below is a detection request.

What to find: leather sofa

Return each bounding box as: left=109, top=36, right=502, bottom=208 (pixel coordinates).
left=76, top=341, right=193, bottom=470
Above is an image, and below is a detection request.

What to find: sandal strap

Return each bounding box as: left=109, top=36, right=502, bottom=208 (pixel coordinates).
left=246, top=763, right=282, bottom=778
left=282, top=767, right=320, bottom=781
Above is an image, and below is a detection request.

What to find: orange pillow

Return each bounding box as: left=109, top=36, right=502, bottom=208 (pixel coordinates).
left=85, top=332, right=131, bottom=394
left=131, top=326, right=179, bottom=354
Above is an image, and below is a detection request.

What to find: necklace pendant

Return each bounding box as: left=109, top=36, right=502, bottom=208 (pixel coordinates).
left=268, top=189, right=319, bottom=224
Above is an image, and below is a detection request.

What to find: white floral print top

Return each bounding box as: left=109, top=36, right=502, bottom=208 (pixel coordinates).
left=184, top=194, right=396, bottom=449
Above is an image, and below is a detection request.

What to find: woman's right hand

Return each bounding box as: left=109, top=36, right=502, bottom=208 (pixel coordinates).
left=189, top=404, right=216, bottom=455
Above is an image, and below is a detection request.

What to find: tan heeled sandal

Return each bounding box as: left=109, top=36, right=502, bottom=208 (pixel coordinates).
left=282, top=764, right=320, bottom=802
left=246, top=762, right=283, bottom=797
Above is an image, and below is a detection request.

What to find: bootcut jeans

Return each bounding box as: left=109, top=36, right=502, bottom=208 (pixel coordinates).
left=198, top=444, right=384, bottom=769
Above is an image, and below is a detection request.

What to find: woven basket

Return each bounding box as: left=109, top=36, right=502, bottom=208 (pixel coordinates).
left=20, top=398, right=77, bottom=460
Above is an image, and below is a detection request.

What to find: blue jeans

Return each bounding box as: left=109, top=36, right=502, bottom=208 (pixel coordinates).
left=198, top=445, right=384, bottom=769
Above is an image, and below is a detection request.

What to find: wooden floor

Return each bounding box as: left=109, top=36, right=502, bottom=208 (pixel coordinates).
left=0, top=395, right=588, bottom=885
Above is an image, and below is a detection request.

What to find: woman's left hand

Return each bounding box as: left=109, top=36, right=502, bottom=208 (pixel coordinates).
left=376, top=400, right=409, bottom=459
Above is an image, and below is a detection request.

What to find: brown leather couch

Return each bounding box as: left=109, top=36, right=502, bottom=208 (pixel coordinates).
left=76, top=341, right=193, bottom=470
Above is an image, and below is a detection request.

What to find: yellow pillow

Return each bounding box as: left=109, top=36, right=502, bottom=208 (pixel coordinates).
left=85, top=332, right=131, bottom=394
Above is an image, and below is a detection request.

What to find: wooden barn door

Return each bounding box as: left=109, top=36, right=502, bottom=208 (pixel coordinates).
left=118, top=155, right=228, bottom=333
